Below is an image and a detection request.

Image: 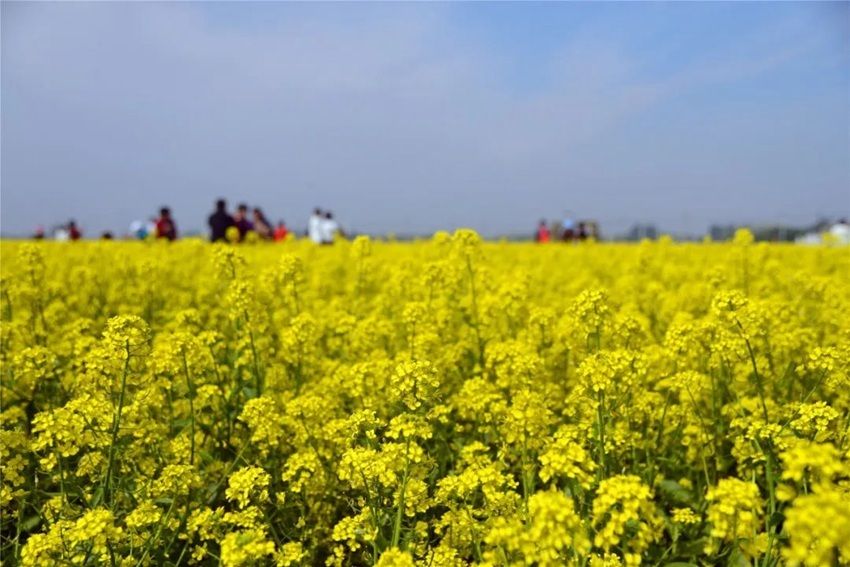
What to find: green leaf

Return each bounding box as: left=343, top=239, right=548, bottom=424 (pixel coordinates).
left=729, top=548, right=752, bottom=567
left=90, top=486, right=104, bottom=507
left=657, top=479, right=695, bottom=505
left=677, top=537, right=708, bottom=555
left=21, top=515, right=41, bottom=531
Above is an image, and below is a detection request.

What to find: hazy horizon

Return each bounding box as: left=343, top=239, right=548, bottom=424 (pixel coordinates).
left=2, top=2, right=848, bottom=238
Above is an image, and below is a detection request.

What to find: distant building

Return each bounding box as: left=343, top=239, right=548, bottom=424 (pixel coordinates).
left=709, top=224, right=736, bottom=241
left=624, top=223, right=658, bottom=241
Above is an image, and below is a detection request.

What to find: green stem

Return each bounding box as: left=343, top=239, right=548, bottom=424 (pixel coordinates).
left=391, top=439, right=412, bottom=548
left=104, top=341, right=131, bottom=508
left=749, top=437, right=778, bottom=567
left=135, top=498, right=177, bottom=566
left=248, top=326, right=262, bottom=396
left=465, top=256, right=484, bottom=366
left=292, top=280, right=301, bottom=315
left=737, top=321, right=769, bottom=422
left=596, top=392, right=607, bottom=480
left=181, top=353, right=196, bottom=465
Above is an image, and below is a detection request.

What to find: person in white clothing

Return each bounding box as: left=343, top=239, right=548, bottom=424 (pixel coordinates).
left=308, top=208, right=323, bottom=244
left=830, top=218, right=850, bottom=245
left=320, top=211, right=340, bottom=244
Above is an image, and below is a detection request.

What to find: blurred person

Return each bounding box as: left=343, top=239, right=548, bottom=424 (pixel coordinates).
left=274, top=220, right=289, bottom=242
left=101, top=231, right=114, bottom=240
left=208, top=199, right=234, bottom=242
left=253, top=207, right=273, bottom=240
left=129, top=219, right=148, bottom=240
left=234, top=203, right=254, bottom=240
left=33, top=226, right=45, bottom=240
left=320, top=211, right=341, bottom=244
left=68, top=220, right=82, bottom=241
left=577, top=222, right=588, bottom=241
left=830, top=218, right=850, bottom=245
left=561, top=215, right=576, bottom=242
left=155, top=207, right=178, bottom=241
left=308, top=208, right=323, bottom=244
left=535, top=219, right=550, bottom=243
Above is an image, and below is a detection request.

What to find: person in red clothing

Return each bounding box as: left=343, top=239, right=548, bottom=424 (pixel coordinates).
left=68, top=220, right=82, bottom=241
left=273, top=220, right=289, bottom=242
left=535, top=219, right=551, bottom=243
left=155, top=207, right=178, bottom=241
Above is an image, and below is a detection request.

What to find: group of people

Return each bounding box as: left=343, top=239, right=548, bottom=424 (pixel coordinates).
left=128, top=208, right=179, bottom=241
left=37, top=220, right=83, bottom=241
left=535, top=217, right=595, bottom=243
left=88, top=200, right=341, bottom=243
left=306, top=208, right=343, bottom=245
left=208, top=200, right=288, bottom=242
left=209, top=201, right=345, bottom=243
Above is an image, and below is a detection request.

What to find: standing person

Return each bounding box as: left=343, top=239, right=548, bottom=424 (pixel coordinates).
left=234, top=203, right=254, bottom=241
left=155, top=207, right=178, bottom=241
left=129, top=220, right=148, bottom=240
left=68, top=220, right=82, bottom=241
left=320, top=211, right=340, bottom=244
left=577, top=222, right=589, bottom=241
left=253, top=207, right=273, bottom=240
left=208, top=199, right=234, bottom=242
left=273, top=220, right=289, bottom=242
left=830, top=218, right=850, bottom=245
left=535, top=219, right=550, bottom=243
left=308, top=208, right=323, bottom=244
left=561, top=214, right=576, bottom=242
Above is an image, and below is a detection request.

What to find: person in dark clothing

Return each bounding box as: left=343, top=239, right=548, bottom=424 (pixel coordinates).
left=155, top=207, right=178, bottom=241
left=208, top=199, right=235, bottom=242
left=577, top=222, right=588, bottom=241
left=234, top=203, right=254, bottom=240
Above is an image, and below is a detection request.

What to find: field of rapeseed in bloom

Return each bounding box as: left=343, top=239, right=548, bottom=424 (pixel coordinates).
left=1, top=231, right=849, bottom=567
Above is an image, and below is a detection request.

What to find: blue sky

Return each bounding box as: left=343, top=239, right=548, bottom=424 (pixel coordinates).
left=2, top=2, right=848, bottom=236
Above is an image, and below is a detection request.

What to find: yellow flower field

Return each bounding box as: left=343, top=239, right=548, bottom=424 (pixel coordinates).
left=1, top=232, right=848, bottom=566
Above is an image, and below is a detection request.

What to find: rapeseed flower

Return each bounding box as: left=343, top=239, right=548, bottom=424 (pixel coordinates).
left=2, top=236, right=848, bottom=565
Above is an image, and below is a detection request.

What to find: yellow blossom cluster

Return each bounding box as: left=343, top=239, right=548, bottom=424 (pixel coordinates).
left=1, top=233, right=849, bottom=565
